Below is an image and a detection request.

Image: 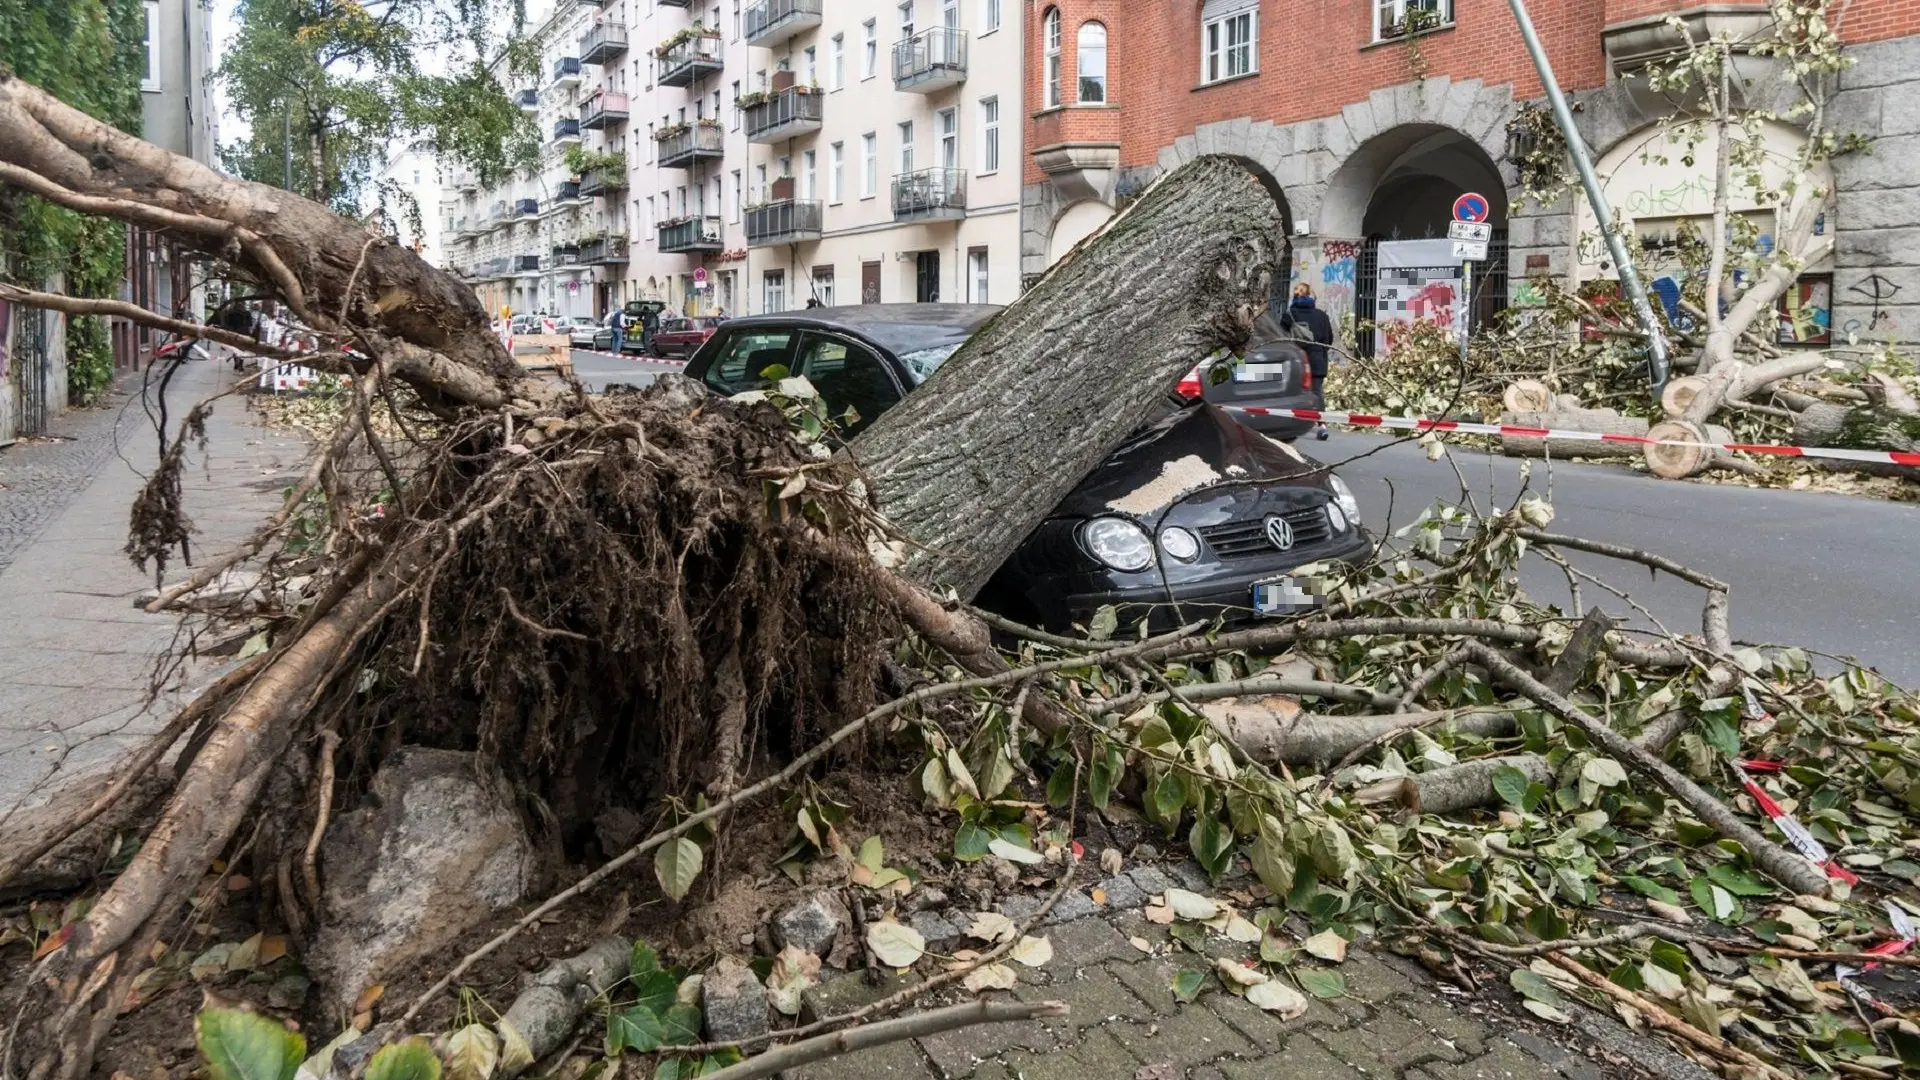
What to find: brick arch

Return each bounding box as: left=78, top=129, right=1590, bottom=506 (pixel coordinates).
left=1320, top=122, right=1510, bottom=240
left=1317, top=80, right=1516, bottom=239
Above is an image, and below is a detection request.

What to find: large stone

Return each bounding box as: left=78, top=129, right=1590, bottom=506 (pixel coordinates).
left=701, top=958, right=770, bottom=1044
left=774, top=890, right=852, bottom=957
left=309, top=747, right=535, bottom=1009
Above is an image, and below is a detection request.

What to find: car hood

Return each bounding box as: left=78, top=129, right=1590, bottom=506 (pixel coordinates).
left=1052, top=404, right=1331, bottom=523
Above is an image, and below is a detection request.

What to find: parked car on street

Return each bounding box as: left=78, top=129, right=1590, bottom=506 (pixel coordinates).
left=1175, top=326, right=1318, bottom=441
left=563, top=316, right=607, bottom=349
left=630, top=315, right=725, bottom=360
left=680, top=304, right=1370, bottom=632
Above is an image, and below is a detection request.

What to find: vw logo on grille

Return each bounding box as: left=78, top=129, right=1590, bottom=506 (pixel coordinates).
left=1263, top=514, right=1295, bottom=551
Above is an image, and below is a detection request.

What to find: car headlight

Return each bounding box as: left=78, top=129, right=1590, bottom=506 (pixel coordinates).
left=1325, top=502, right=1348, bottom=533
left=1159, top=526, right=1200, bottom=562
left=1080, top=517, right=1154, bottom=572
left=1328, top=475, right=1360, bottom=526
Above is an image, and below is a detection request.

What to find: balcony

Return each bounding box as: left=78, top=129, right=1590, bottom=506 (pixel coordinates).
left=743, top=85, right=823, bottom=143
left=657, top=33, right=724, bottom=87
left=657, top=0, right=692, bottom=6
left=745, top=199, right=822, bottom=247
left=893, top=167, right=966, bottom=221
left=658, top=215, right=723, bottom=253
left=576, top=0, right=613, bottom=7
left=893, top=27, right=967, bottom=93
left=479, top=256, right=512, bottom=279
left=659, top=123, right=726, bottom=168
left=581, top=90, right=630, bottom=130
left=552, top=243, right=580, bottom=265
left=745, top=0, right=823, bottom=47
left=552, top=118, right=582, bottom=147
left=581, top=22, right=628, bottom=66
left=579, top=166, right=627, bottom=197
left=580, top=235, right=631, bottom=264
left=515, top=89, right=539, bottom=111
left=552, top=57, right=581, bottom=88
left=551, top=180, right=582, bottom=206
left=514, top=255, right=542, bottom=275
left=452, top=217, right=476, bottom=239
left=514, top=198, right=540, bottom=219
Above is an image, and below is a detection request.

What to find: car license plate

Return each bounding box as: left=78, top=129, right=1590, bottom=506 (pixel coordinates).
left=1234, top=363, right=1292, bottom=384
left=1252, top=575, right=1322, bottom=615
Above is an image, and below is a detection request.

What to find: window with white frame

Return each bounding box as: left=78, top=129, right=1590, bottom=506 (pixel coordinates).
left=899, top=1, right=914, bottom=38
left=141, top=1, right=161, bottom=91
left=898, top=121, right=915, bottom=174
left=1077, top=21, right=1107, bottom=102
left=829, top=141, right=845, bottom=202
left=803, top=150, right=817, bottom=201
left=804, top=46, right=817, bottom=86
left=942, top=0, right=958, bottom=28
left=1202, top=7, right=1256, bottom=84
left=814, top=267, right=836, bottom=306
left=862, top=20, right=878, bottom=78
left=755, top=164, right=768, bottom=202
left=730, top=81, right=740, bottom=128
left=831, top=34, right=845, bottom=89
left=968, top=249, right=989, bottom=303
left=861, top=133, right=878, bottom=196
left=732, top=0, right=742, bottom=38
left=979, top=97, right=999, bottom=174
left=1374, top=0, right=1450, bottom=40
left=938, top=108, right=957, bottom=171
left=764, top=270, right=786, bottom=312
left=731, top=170, right=742, bottom=221
left=1042, top=8, right=1061, bottom=108
left=981, top=0, right=1000, bottom=33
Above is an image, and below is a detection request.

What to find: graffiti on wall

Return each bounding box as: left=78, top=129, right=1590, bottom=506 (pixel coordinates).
left=1842, top=272, right=1901, bottom=340
left=1777, top=274, right=1832, bottom=345
left=1319, top=239, right=1360, bottom=315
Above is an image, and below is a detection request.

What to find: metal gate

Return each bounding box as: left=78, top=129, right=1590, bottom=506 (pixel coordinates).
left=1353, top=233, right=1509, bottom=358
left=3, top=300, right=50, bottom=441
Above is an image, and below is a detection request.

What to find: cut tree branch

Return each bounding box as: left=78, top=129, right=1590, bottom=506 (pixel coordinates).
left=698, top=1000, right=1068, bottom=1080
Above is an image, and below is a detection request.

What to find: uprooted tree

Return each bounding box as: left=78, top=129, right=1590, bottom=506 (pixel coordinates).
left=3, top=57, right=1919, bottom=1080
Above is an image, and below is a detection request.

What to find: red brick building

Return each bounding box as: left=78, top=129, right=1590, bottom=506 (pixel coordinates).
left=1019, top=1, right=1920, bottom=349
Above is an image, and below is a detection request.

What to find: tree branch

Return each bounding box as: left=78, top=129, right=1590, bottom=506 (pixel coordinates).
left=0, top=284, right=311, bottom=362
left=698, top=1001, right=1068, bottom=1080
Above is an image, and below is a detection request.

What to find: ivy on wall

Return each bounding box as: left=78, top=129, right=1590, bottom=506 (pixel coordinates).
left=0, top=0, right=146, bottom=404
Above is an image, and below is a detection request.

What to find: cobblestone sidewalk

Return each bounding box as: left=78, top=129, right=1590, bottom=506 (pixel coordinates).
left=0, top=359, right=309, bottom=815
left=792, top=862, right=1715, bottom=1080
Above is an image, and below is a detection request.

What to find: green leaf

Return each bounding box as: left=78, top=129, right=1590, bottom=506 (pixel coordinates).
left=1509, top=969, right=1565, bottom=1008
left=696, top=1049, right=744, bottom=1076
left=606, top=1007, right=664, bottom=1056
left=633, top=968, right=679, bottom=1018
left=655, top=838, right=704, bottom=902
left=1188, top=814, right=1234, bottom=878
left=235, top=631, right=270, bottom=660
left=857, top=836, right=884, bottom=874
left=1648, top=939, right=1691, bottom=976
left=1622, top=875, right=1681, bottom=905
left=1088, top=605, right=1118, bottom=641
left=1525, top=905, right=1568, bottom=943
left=1581, top=758, right=1628, bottom=788
left=1310, top=822, right=1357, bottom=882
left=1089, top=747, right=1122, bottom=810
left=1249, top=824, right=1295, bottom=898
left=364, top=1040, right=441, bottom=1080
left=660, top=1004, right=702, bottom=1044
left=194, top=1007, right=305, bottom=1080
left=1705, top=863, right=1773, bottom=897
left=953, top=822, right=991, bottom=862
left=631, top=942, right=662, bottom=980
left=1698, top=709, right=1742, bottom=757
left=1148, top=771, right=1188, bottom=827
left=1168, top=922, right=1209, bottom=955
left=1688, top=878, right=1739, bottom=923
left=1045, top=765, right=1075, bottom=809
left=1297, top=969, right=1346, bottom=999
left=1170, top=968, right=1208, bottom=1003
left=1492, top=765, right=1533, bottom=808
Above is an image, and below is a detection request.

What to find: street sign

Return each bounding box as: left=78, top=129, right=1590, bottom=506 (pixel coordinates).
left=692, top=267, right=709, bottom=285
left=1452, top=192, right=1491, bottom=223
left=567, top=281, right=580, bottom=295
left=1447, top=220, right=1491, bottom=243
left=1451, top=239, right=1489, bottom=261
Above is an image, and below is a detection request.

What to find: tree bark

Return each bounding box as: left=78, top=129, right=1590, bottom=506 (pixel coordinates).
left=850, top=156, right=1282, bottom=598
left=1500, top=409, right=1649, bottom=461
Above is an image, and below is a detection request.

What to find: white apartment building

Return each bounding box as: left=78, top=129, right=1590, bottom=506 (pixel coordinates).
left=376, top=142, right=446, bottom=267
left=448, top=0, right=1020, bottom=321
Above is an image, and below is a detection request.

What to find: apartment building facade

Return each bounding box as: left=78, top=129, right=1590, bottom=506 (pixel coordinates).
left=377, top=142, right=446, bottom=267
left=1021, top=0, right=1920, bottom=351
left=448, top=0, right=1022, bottom=321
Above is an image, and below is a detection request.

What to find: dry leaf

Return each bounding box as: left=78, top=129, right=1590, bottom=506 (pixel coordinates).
left=1091, top=887, right=1108, bottom=906
left=445, top=1024, right=500, bottom=1080
left=966, top=911, right=1019, bottom=944
left=1128, top=936, right=1154, bottom=954
left=226, top=875, right=251, bottom=891
left=257, top=935, right=288, bottom=966
left=1646, top=900, right=1693, bottom=924
left=1011, top=936, right=1053, bottom=968
left=768, top=945, right=820, bottom=1016
left=1101, top=848, right=1125, bottom=875
left=1246, top=980, right=1309, bottom=1018
left=352, top=984, right=385, bottom=1015
left=1302, top=930, right=1348, bottom=963
left=867, top=921, right=927, bottom=969
left=1143, top=904, right=1176, bottom=925
left=1165, top=889, right=1219, bottom=921
left=1215, top=957, right=1268, bottom=988
left=1224, top=917, right=1262, bottom=944
left=962, top=963, right=1019, bottom=992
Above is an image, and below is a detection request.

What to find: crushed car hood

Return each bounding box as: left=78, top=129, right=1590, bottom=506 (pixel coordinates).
left=1053, top=403, right=1329, bottom=522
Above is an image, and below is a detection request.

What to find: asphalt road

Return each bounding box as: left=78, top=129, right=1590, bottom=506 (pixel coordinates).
left=568, top=346, right=685, bottom=392
left=1311, top=430, right=1920, bottom=685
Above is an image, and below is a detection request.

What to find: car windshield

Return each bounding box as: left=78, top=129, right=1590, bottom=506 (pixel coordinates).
left=898, top=343, right=964, bottom=385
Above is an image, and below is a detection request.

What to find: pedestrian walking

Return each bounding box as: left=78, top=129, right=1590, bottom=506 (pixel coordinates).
left=1280, top=283, right=1335, bottom=440
left=608, top=307, right=627, bottom=354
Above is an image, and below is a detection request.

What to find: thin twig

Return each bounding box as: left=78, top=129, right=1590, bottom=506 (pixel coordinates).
left=1541, top=953, right=1797, bottom=1080
left=499, top=587, right=591, bottom=642
left=697, top=1000, right=1068, bottom=1080
left=301, top=729, right=341, bottom=911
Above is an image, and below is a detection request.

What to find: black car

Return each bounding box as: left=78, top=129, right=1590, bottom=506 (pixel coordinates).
left=681, top=304, right=1370, bottom=633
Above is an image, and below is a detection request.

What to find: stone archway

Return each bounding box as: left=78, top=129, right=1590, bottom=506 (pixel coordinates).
left=1048, top=200, right=1115, bottom=265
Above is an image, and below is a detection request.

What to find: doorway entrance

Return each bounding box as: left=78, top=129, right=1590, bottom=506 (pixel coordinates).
left=862, top=261, right=882, bottom=304
left=915, top=251, right=940, bottom=302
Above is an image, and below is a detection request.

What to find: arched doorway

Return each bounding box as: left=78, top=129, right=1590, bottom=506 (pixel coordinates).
left=1324, top=125, right=1509, bottom=356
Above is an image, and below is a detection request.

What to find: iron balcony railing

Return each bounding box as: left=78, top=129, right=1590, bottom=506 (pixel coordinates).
left=552, top=57, right=581, bottom=85
left=579, top=235, right=631, bottom=263
left=892, top=27, right=968, bottom=92
left=513, top=198, right=540, bottom=218
left=581, top=22, right=629, bottom=66
left=658, top=0, right=692, bottom=6
left=551, top=243, right=580, bottom=264
left=892, top=167, right=967, bottom=220
left=580, top=91, right=630, bottom=129
left=745, top=199, right=823, bottom=247
left=515, top=89, right=538, bottom=110
left=514, top=255, right=542, bottom=272
left=554, top=180, right=582, bottom=203
left=743, top=86, right=823, bottom=143
left=657, top=34, right=724, bottom=87
left=745, top=0, right=823, bottom=47
left=658, top=215, right=724, bottom=252
left=658, top=124, right=725, bottom=168
left=579, top=167, right=627, bottom=197
left=552, top=118, right=582, bottom=142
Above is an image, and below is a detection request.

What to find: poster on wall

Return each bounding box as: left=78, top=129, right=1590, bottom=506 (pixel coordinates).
left=1373, top=239, right=1466, bottom=356
left=1777, top=274, right=1832, bottom=345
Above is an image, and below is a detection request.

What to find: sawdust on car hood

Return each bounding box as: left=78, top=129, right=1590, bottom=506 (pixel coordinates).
left=1057, top=403, right=1325, bottom=523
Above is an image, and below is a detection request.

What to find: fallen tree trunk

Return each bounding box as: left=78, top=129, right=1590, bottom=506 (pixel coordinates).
left=852, top=156, right=1281, bottom=598
left=1201, top=699, right=1517, bottom=769
left=1500, top=409, right=1649, bottom=461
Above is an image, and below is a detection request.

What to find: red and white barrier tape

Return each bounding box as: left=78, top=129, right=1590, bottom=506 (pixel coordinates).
left=1225, top=407, right=1920, bottom=468
left=573, top=350, right=688, bottom=368
left=1729, top=760, right=1859, bottom=885
left=1836, top=901, right=1918, bottom=1014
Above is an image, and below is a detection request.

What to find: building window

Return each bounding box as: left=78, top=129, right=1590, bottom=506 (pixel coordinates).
left=943, top=0, right=959, bottom=27
left=803, top=150, right=817, bottom=200
left=861, top=132, right=878, bottom=196
left=898, top=121, right=914, bottom=175
left=814, top=266, right=836, bottom=307
left=831, top=34, right=845, bottom=89
left=804, top=46, right=817, bottom=87
left=862, top=20, right=878, bottom=79
left=730, top=81, right=740, bottom=128
left=829, top=141, right=845, bottom=202
left=979, top=97, right=999, bottom=174
left=938, top=108, right=957, bottom=170
left=982, top=0, right=1000, bottom=33
left=969, top=248, right=989, bottom=303
left=1042, top=8, right=1061, bottom=108
left=731, top=170, right=742, bottom=221
left=1374, top=0, right=1450, bottom=40
left=899, top=1, right=914, bottom=38
left=1202, top=9, right=1256, bottom=84
left=141, top=1, right=161, bottom=91
left=764, top=270, right=786, bottom=312
left=1077, top=22, right=1107, bottom=102
left=755, top=164, right=768, bottom=202
left=732, top=0, right=742, bottom=39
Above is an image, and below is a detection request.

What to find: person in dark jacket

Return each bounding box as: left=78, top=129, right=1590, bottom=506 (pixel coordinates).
left=1279, top=283, right=1335, bottom=439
